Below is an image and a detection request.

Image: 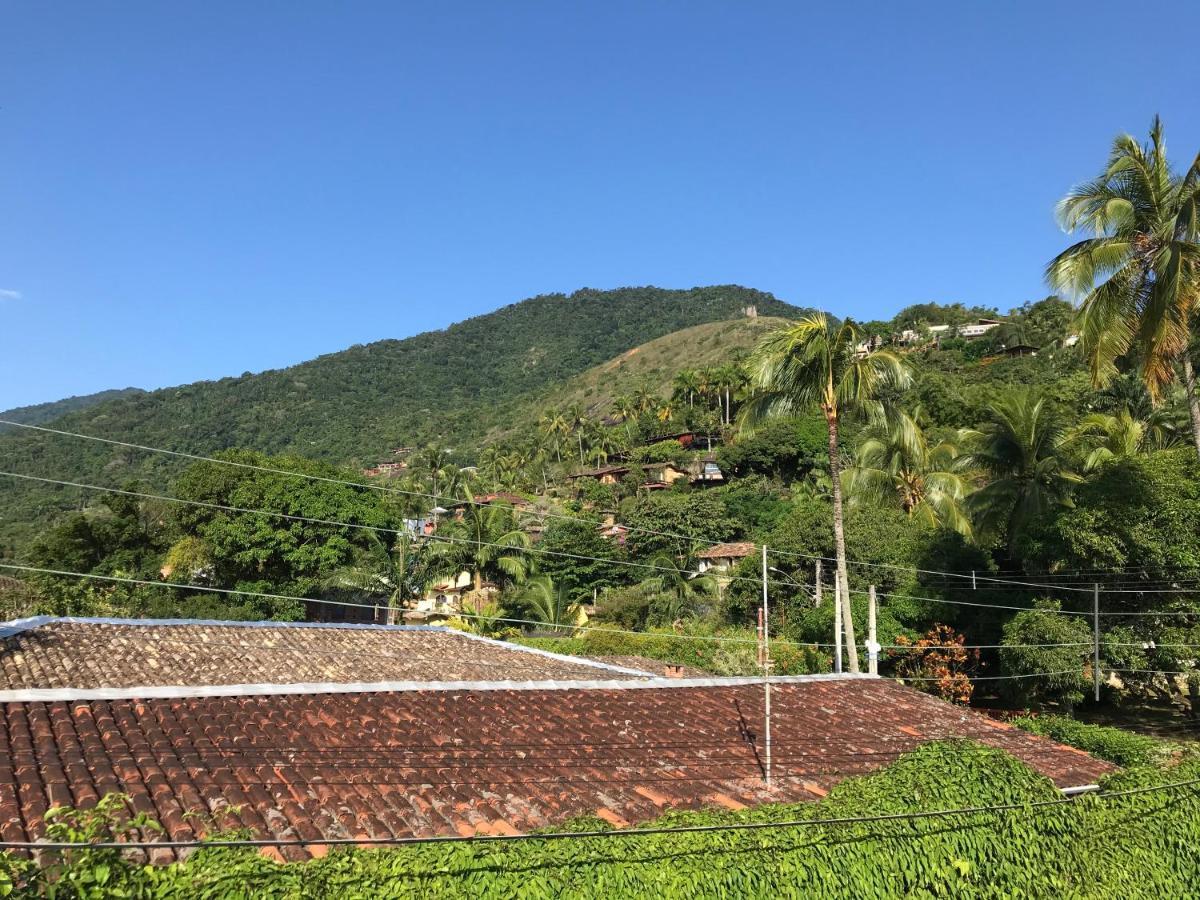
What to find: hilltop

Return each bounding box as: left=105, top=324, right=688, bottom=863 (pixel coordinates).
left=491, top=315, right=790, bottom=442
left=0, top=285, right=802, bottom=550
left=0, top=388, right=146, bottom=434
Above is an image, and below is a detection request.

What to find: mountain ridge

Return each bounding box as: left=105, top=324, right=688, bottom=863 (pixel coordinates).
left=0, top=285, right=804, bottom=550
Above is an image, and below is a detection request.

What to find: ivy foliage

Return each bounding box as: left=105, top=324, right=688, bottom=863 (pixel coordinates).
left=4, top=741, right=1199, bottom=899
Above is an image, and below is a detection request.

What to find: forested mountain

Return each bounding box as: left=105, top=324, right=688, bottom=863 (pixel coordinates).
left=0, top=285, right=800, bottom=550
left=0, top=388, right=146, bottom=433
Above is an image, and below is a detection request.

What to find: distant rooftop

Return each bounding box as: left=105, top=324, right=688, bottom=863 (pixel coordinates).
left=0, top=617, right=651, bottom=697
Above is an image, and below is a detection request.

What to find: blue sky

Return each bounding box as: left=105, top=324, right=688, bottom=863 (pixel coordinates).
left=2, top=1, right=1197, bottom=410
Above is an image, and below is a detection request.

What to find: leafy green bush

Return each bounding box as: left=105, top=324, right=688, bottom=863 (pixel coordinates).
left=1010, top=714, right=1166, bottom=767
left=5, top=744, right=1200, bottom=898
left=516, top=625, right=827, bottom=676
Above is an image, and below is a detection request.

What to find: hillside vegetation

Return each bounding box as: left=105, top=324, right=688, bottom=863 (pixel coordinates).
left=0, top=286, right=800, bottom=551
left=491, top=315, right=789, bottom=442
left=0, top=388, right=146, bottom=433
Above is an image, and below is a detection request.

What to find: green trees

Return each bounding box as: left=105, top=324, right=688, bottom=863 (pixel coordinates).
left=425, top=502, right=530, bottom=598
left=960, top=390, right=1080, bottom=555
left=638, top=555, right=717, bottom=623
left=324, top=533, right=424, bottom=622
left=997, top=602, right=1091, bottom=710
left=512, top=575, right=581, bottom=630
left=844, top=408, right=971, bottom=535
left=743, top=313, right=910, bottom=672
left=1047, top=117, right=1200, bottom=456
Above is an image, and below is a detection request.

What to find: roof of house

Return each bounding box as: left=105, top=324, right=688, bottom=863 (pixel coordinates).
left=0, top=618, right=652, bottom=696
left=566, top=465, right=630, bottom=479
left=0, top=677, right=1113, bottom=861
left=697, top=542, right=757, bottom=560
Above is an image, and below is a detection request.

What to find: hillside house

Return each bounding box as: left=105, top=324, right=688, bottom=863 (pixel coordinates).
left=362, top=461, right=408, bottom=477
left=568, top=465, right=629, bottom=485
left=696, top=541, right=757, bottom=574
left=958, top=318, right=1002, bottom=339
left=0, top=617, right=1112, bottom=861
left=689, top=455, right=726, bottom=485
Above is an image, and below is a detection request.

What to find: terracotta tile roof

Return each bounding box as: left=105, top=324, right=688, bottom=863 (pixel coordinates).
left=0, top=679, right=1113, bottom=861
left=696, top=541, right=757, bottom=560
left=0, top=619, right=649, bottom=694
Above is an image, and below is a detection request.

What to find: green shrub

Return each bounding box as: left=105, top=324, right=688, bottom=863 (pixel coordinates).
left=5, top=744, right=1200, bottom=898
left=515, top=626, right=827, bottom=676
left=1010, top=714, right=1166, bottom=767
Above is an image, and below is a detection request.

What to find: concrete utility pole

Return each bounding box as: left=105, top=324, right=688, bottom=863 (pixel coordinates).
left=761, top=544, right=772, bottom=789
left=867, top=585, right=879, bottom=676
left=1093, top=583, right=1101, bottom=702
left=833, top=572, right=843, bottom=674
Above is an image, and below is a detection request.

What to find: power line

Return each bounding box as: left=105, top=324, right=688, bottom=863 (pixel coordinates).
left=3, top=776, right=1195, bottom=852
left=0, top=470, right=792, bottom=592
left=0, top=419, right=751, bottom=554
left=0, top=562, right=1109, bottom=658
left=6, top=417, right=1181, bottom=596
left=3, top=471, right=1122, bottom=621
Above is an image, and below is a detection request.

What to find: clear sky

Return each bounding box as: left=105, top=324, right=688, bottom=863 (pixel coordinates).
left=2, top=1, right=1197, bottom=410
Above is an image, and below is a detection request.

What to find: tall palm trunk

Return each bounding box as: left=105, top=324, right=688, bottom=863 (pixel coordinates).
left=825, top=409, right=860, bottom=673
left=1183, top=354, right=1200, bottom=460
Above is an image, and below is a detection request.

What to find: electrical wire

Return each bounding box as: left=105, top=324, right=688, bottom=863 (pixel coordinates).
left=8, top=418, right=1191, bottom=595
left=0, top=562, right=1110, bottom=659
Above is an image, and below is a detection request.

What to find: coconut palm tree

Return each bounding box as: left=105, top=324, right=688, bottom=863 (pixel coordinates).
left=426, top=502, right=531, bottom=607
left=638, top=555, right=716, bottom=623
left=960, top=389, right=1081, bottom=554
left=565, top=404, right=592, bottom=466
left=742, top=314, right=910, bottom=673
left=1071, top=410, right=1151, bottom=472
left=1095, top=374, right=1185, bottom=449
left=324, top=532, right=423, bottom=623
left=1047, top=117, right=1200, bottom=457
left=844, top=407, right=972, bottom=535
left=672, top=371, right=701, bottom=409
left=632, top=385, right=658, bottom=415
left=514, top=575, right=581, bottom=632
left=539, top=412, right=569, bottom=464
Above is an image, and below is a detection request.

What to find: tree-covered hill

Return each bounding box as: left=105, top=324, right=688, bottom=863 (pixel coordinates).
left=0, top=285, right=801, bottom=551
left=0, top=388, right=146, bottom=434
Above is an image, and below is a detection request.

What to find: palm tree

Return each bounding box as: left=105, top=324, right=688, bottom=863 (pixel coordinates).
left=539, top=412, right=569, bottom=464
left=960, top=389, right=1081, bottom=554
left=672, top=371, right=701, bottom=408
left=565, top=404, right=591, bottom=466
left=742, top=314, right=910, bottom=673
left=1047, top=117, right=1200, bottom=457
left=656, top=401, right=675, bottom=425
left=1071, top=410, right=1151, bottom=472
left=638, top=555, right=716, bottom=623
left=514, top=575, right=581, bottom=631
left=631, top=385, right=658, bottom=417
left=844, top=407, right=972, bottom=535
left=324, top=533, right=423, bottom=623
left=1095, top=374, right=1184, bottom=449
left=426, top=502, right=531, bottom=608
left=611, top=394, right=639, bottom=441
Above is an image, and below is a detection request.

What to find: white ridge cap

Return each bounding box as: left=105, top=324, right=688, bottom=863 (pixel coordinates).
left=0, top=673, right=877, bottom=703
